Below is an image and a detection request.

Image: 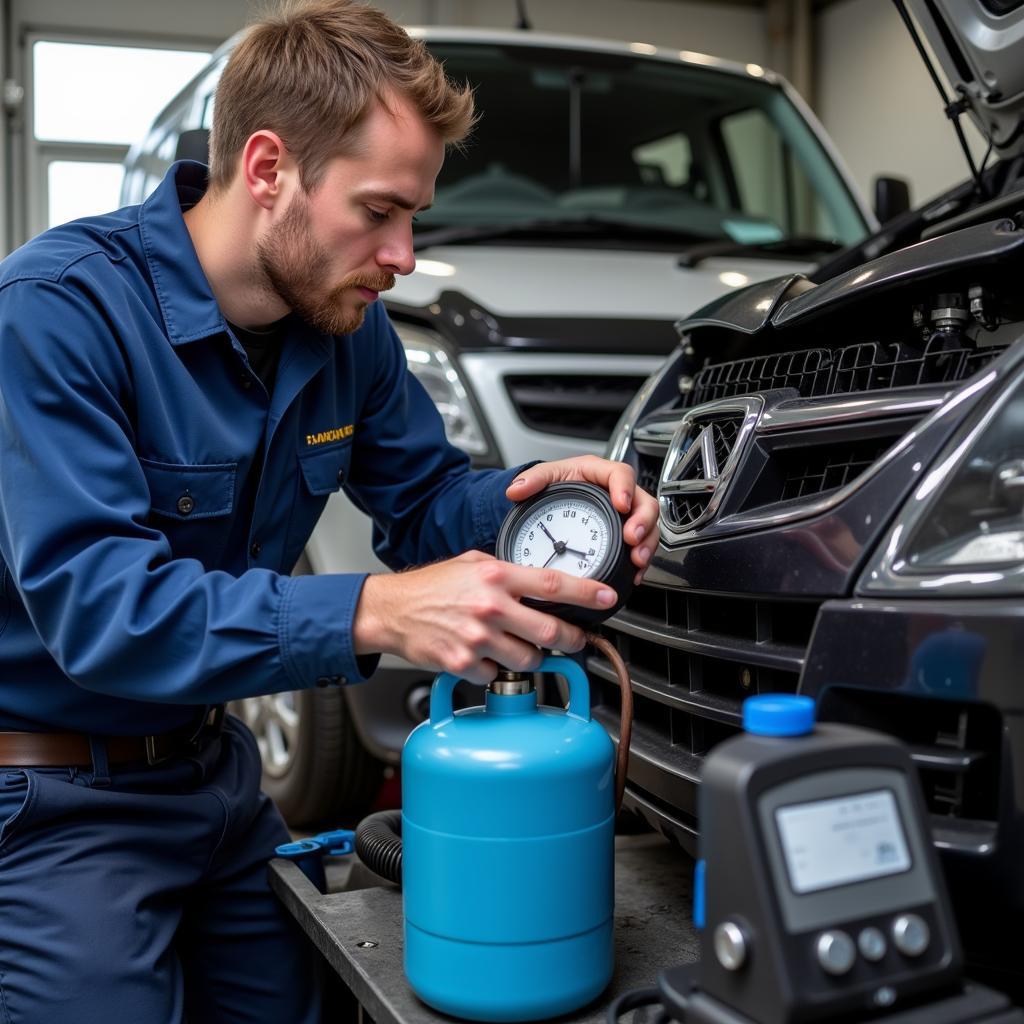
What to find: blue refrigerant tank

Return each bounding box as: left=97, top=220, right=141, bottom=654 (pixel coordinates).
left=402, top=655, right=616, bottom=1022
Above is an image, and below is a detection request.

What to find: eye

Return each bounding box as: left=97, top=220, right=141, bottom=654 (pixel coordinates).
left=366, top=207, right=390, bottom=223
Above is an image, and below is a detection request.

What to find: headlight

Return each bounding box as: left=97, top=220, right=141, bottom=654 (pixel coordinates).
left=396, top=324, right=491, bottom=457
left=863, top=364, right=1024, bottom=593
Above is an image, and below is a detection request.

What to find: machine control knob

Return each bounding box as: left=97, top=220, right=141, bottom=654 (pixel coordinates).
left=816, top=930, right=856, bottom=976
left=713, top=920, right=748, bottom=971
left=858, top=926, right=887, bottom=962
left=892, top=914, right=930, bottom=957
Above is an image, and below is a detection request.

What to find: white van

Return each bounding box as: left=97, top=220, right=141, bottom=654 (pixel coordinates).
left=122, top=27, right=873, bottom=825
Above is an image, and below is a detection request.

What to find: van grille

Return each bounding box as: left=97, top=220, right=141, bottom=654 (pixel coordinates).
left=589, top=586, right=820, bottom=761
left=685, top=337, right=1007, bottom=408
left=505, top=374, right=647, bottom=440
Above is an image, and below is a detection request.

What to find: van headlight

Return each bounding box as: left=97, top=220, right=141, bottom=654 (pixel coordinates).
left=863, top=364, right=1024, bottom=593
left=396, top=324, right=492, bottom=458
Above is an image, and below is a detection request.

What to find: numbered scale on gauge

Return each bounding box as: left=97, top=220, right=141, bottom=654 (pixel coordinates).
left=511, top=495, right=610, bottom=577
left=496, top=481, right=635, bottom=626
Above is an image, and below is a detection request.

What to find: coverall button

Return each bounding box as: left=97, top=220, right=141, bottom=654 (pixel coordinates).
left=337, top=468, right=346, bottom=485
left=176, top=494, right=195, bottom=515
left=315, top=676, right=332, bottom=688
left=249, top=541, right=262, bottom=558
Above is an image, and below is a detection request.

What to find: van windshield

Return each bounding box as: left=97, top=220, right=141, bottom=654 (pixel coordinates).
left=422, top=43, right=869, bottom=252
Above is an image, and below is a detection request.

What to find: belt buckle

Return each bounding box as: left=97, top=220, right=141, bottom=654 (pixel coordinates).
left=145, top=705, right=225, bottom=767
left=206, top=704, right=226, bottom=734
left=190, top=704, right=225, bottom=746
left=144, top=734, right=173, bottom=767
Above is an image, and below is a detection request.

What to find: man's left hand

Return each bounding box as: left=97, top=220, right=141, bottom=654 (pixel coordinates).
left=506, top=455, right=658, bottom=585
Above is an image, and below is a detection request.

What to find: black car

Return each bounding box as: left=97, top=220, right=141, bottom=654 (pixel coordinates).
left=597, top=0, right=1024, bottom=992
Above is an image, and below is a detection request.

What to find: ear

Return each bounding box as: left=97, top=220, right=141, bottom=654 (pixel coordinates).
left=240, top=131, right=299, bottom=211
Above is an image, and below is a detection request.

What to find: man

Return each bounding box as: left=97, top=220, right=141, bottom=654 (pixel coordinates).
left=0, top=1, right=657, bottom=1021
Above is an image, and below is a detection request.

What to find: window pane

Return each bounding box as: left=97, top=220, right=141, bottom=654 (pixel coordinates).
left=720, top=109, right=786, bottom=227
left=632, top=133, right=692, bottom=188
left=34, top=41, right=210, bottom=145
left=48, top=161, right=125, bottom=227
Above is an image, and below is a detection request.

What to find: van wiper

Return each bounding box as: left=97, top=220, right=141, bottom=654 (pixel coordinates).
left=675, top=235, right=843, bottom=268
left=413, top=217, right=708, bottom=251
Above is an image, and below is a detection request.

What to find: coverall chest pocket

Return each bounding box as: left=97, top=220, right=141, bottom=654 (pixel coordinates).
left=139, top=457, right=238, bottom=568
left=284, top=442, right=353, bottom=569
left=297, top=440, right=352, bottom=496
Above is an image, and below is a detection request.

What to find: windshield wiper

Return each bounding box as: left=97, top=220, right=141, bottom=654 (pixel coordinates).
left=675, top=235, right=843, bottom=268
left=413, top=217, right=709, bottom=252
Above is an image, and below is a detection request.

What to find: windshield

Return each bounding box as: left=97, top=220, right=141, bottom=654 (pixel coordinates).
left=421, top=43, right=869, bottom=250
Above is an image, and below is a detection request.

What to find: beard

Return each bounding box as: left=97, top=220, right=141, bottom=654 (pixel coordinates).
left=255, top=193, right=395, bottom=336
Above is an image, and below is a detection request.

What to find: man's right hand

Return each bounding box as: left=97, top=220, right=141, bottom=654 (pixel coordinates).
left=352, top=550, right=618, bottom=684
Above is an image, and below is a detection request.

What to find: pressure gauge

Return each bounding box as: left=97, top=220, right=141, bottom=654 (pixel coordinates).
left=496, top=481, right=634, bottom=626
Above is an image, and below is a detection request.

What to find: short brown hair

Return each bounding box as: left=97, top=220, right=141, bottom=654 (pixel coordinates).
left=207, top=0, right=475, bottom=192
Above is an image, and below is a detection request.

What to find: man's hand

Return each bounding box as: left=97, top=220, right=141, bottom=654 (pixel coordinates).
left=506, top=455, right=658, bottom=585
left=353, top=551, right=619, bottom=684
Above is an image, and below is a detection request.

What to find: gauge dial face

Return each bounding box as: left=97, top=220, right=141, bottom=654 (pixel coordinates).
left=510, top=494, right=610, bottom=578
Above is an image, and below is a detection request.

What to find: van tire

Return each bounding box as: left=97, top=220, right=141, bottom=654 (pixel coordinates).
left=231, top=687, right=386, bottom=828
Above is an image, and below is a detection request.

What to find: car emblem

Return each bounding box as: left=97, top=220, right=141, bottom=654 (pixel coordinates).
left=659, top=395, right=762, bottom=538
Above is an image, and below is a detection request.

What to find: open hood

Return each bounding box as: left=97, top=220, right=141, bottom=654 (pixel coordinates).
left=906, top=0, right=1024, bottom=154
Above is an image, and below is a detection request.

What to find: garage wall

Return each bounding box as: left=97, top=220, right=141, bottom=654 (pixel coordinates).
left=9, top=0, right=765, bottom=58
left=815, top=0, right=985, bottom=208
left=430, top=0, right=768, bottom=65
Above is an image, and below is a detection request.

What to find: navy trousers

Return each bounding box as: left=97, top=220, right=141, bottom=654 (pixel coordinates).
left=0, top=715, right=321, bottom=1023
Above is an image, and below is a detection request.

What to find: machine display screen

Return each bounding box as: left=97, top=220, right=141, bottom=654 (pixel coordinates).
left=775, top=789, right=912, bottom=895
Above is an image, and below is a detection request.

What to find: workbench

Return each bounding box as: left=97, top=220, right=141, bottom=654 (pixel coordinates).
left=269, top=832, right=700, bottom=1024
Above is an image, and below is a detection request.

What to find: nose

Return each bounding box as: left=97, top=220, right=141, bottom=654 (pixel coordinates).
left=377, top=223, right=416, bottom=277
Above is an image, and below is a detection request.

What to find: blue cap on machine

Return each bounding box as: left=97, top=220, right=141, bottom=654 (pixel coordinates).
left=742, top=694, right=815, bottom=737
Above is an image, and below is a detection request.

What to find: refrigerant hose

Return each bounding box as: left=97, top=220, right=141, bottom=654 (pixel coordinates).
left=353, top=636, right=635, bottom=887
left=584, top=632, right=634, bottom=814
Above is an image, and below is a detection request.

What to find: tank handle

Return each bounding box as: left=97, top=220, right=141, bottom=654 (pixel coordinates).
left=429, top=655, right=591, bottom=726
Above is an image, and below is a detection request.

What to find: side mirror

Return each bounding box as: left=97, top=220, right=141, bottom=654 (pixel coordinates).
left=174, top=128, right=211, bottom=165
left=873, top=175, right=911, bottom=223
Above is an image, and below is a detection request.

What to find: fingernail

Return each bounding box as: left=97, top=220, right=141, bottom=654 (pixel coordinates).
left=597, top=588, right=616, bottom=606
left=511, top=477, right=527, bottom=487
left=638, top=546, right=651, bottom=563
left=635, top=525, right=646, bottom=542
left=623, top=491, right=632, bottom=511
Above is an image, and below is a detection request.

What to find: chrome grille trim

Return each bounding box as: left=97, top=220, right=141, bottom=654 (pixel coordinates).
left=658, top=395, right=762, bottom=539
left=757, top=386, right=949, bottom=431
left=637, top=379, right=997, bottom=545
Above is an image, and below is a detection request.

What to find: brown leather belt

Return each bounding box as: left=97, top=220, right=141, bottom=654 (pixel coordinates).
left=0, top=706, right=225, bottom=768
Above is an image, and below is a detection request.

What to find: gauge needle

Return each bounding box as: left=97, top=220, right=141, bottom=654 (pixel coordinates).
left=538, top=522, right=558, bottom=546
left=542, top=549, right=559, bottom=568
left=564, top=547, right=590, bottom=558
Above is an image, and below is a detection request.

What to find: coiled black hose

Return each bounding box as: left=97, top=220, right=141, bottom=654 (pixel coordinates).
left=355, top=809, right=403, bottom=886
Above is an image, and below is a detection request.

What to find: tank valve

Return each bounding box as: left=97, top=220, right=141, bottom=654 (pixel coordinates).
left=490, top=669, right=534, bottom=696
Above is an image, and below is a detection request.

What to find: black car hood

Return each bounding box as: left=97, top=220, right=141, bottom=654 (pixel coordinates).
left=677, top=218, right=1024, bottom=346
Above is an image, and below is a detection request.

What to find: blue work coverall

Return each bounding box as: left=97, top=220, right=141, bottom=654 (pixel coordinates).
left=0, top=161, right=522, bottom=1022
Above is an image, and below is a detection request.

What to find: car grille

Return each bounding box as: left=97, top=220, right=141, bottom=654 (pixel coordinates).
left=589, top=586, right=821, bottom=840
left=771, top=432, right=906, bottom=504
left=609, top=339, right=1012, bottom=848
left=504, top=374, right=647, bottom=440
left=684, top=336, right=1007, bottom=408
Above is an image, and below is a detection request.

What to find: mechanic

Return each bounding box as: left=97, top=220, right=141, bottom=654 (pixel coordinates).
left=0, top=1, right=656, bottom=1022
